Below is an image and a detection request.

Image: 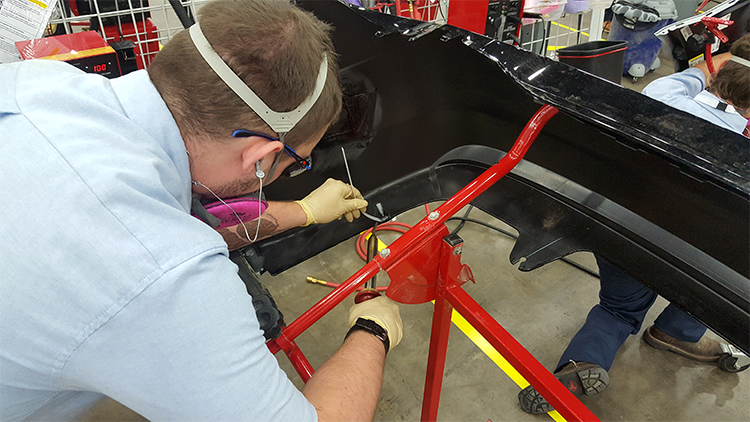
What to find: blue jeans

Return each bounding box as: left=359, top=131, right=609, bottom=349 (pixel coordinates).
left=555, top=256, right=707, bottom=372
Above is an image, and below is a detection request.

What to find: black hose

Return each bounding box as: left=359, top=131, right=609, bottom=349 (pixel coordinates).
left=449, top=205, right=474, bottom=236
left=168, top=0, right=195, bottom=29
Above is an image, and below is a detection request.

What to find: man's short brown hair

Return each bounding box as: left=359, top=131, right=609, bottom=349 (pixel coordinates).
left=148, top=0, right=342, bottom=148
left=710, top=34, right=750, bottom=111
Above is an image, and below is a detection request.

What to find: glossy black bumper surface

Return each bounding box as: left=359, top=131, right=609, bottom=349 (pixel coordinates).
left=245, top=1, right=749, bottom=353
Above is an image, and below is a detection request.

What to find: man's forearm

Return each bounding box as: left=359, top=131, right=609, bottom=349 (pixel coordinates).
left=302, top=330, right=386, bottom=422
left=216, top=201, right=307, bottom=251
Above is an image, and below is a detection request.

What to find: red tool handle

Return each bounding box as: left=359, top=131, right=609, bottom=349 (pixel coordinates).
left=354, top=289, right=382, bottom=303
left=355, top=223, right=382, bottom=303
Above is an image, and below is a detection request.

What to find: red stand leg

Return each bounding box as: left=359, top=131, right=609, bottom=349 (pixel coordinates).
left=275, top=333, right=315, bottom=383
left=421, top=295, right=453, bottom=421
left=421, top=233, right=475, bottom=422
left=284, top=340, right=315, bottom=384
left=446, top=286, right=599, bottom=422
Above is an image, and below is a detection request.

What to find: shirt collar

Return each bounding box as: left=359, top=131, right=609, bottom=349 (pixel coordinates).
left=694, top=90, right=743, bottom=116
left=110, top=70, right=192, bottom=210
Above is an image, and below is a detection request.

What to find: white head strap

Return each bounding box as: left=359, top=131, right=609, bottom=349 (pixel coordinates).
left=189, top=23, right=328, bottom=134
left=729, top=55, right=750, bottom=69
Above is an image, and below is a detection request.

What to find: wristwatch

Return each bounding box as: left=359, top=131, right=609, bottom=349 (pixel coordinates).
left=346, top=317, right=390, bottom=354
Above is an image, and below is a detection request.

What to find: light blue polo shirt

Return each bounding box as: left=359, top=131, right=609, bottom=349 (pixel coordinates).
left=641, top=67, right=748, bottom=134
left=0, top=60, right=316, bottom=422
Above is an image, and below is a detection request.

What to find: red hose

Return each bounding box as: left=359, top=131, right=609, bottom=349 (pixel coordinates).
left=355, top=221, right=412, bottom=260
left=695, top=0, right=710, bottom=14
left=353, top=221, right=413, bottom=294
left=306, top=221, right=414, bottom=294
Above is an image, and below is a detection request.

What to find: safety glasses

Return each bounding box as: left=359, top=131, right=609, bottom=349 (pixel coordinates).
left=232, top=129, right=312, bottom=178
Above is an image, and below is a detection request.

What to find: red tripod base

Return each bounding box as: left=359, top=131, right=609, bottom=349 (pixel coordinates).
left=267, top=105, right=600, bottom=422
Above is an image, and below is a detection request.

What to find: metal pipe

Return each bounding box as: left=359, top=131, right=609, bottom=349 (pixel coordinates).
left=365, top=224, right=379, bottom=289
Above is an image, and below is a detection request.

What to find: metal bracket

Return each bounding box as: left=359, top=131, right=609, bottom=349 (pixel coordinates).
left=403, top=22, right=443, bottom=41
left=721, top=343, right=750, bottom=369
left=375, top=22, right=404, bottom=38
left=376, top=20, right=442, bottom=41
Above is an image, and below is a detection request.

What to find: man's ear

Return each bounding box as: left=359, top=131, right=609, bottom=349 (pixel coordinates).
left=240, top=138, right=284, bottom=175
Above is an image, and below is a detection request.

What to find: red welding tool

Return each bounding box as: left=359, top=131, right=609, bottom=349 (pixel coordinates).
left=355, top=223, right=383, bottom=303
left=355, top=290, right=382, bottom=303
left=15, top=32, right=122, bottom=78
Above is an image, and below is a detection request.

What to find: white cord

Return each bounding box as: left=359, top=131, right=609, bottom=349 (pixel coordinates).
left=341, top=146, right=355, bottom=197
left=192, top=180, right=263, bottom=243
left=340, top=146, right=387, bottom=223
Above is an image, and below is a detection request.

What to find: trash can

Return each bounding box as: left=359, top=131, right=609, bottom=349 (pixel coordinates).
left=608, top=0, right=678, bottom=80
left=557, top=40, right=629, bottom=84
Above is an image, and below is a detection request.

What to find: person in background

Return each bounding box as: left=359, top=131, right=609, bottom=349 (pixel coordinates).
left=0, top=0, right=402, bottom=421
left=518, top=34, right=750, bottom=415
left=641, top=33, right=750, bottom=136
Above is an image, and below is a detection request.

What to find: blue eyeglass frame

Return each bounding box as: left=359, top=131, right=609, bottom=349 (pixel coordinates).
left=232, top=129, right=312, bottom=175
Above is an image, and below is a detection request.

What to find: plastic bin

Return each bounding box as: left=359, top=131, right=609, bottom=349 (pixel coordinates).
left=557, top=40, right=629, bottom=84
left=608, top=0, right=678, bottom=79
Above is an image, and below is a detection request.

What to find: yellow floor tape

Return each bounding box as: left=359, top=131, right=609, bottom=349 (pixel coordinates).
left=449, top=309, right=566, bottom=421
left=545, top=21, right=606, bottom=50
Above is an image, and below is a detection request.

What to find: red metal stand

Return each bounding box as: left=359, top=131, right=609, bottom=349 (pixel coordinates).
left=267, top=104, right=600, bottom=422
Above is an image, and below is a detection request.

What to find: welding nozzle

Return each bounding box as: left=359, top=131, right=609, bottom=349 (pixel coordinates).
left=307, top=276, right=388, bottom=292
left=306, top=276, right=335, bottom=287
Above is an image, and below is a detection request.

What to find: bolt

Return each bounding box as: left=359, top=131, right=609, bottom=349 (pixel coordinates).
left=428, top=211, right=440, bottom=220
left=379, top=248, right=390, bottom=258
left=454, top=246, right=463, bottom=255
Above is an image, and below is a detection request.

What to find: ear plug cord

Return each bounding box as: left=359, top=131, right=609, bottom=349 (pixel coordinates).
left=191, top=177, right=263, bottom=243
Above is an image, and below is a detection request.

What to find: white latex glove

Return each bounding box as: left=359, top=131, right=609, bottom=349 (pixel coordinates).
left=295, top=178, right=368, bottom=226
left=348, top=296, right=403, bottom=351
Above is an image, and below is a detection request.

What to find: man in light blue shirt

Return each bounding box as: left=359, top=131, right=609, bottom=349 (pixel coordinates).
left=641, top=43, right=750, bottom=136
left=0, top=1, right=403, bottom=421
